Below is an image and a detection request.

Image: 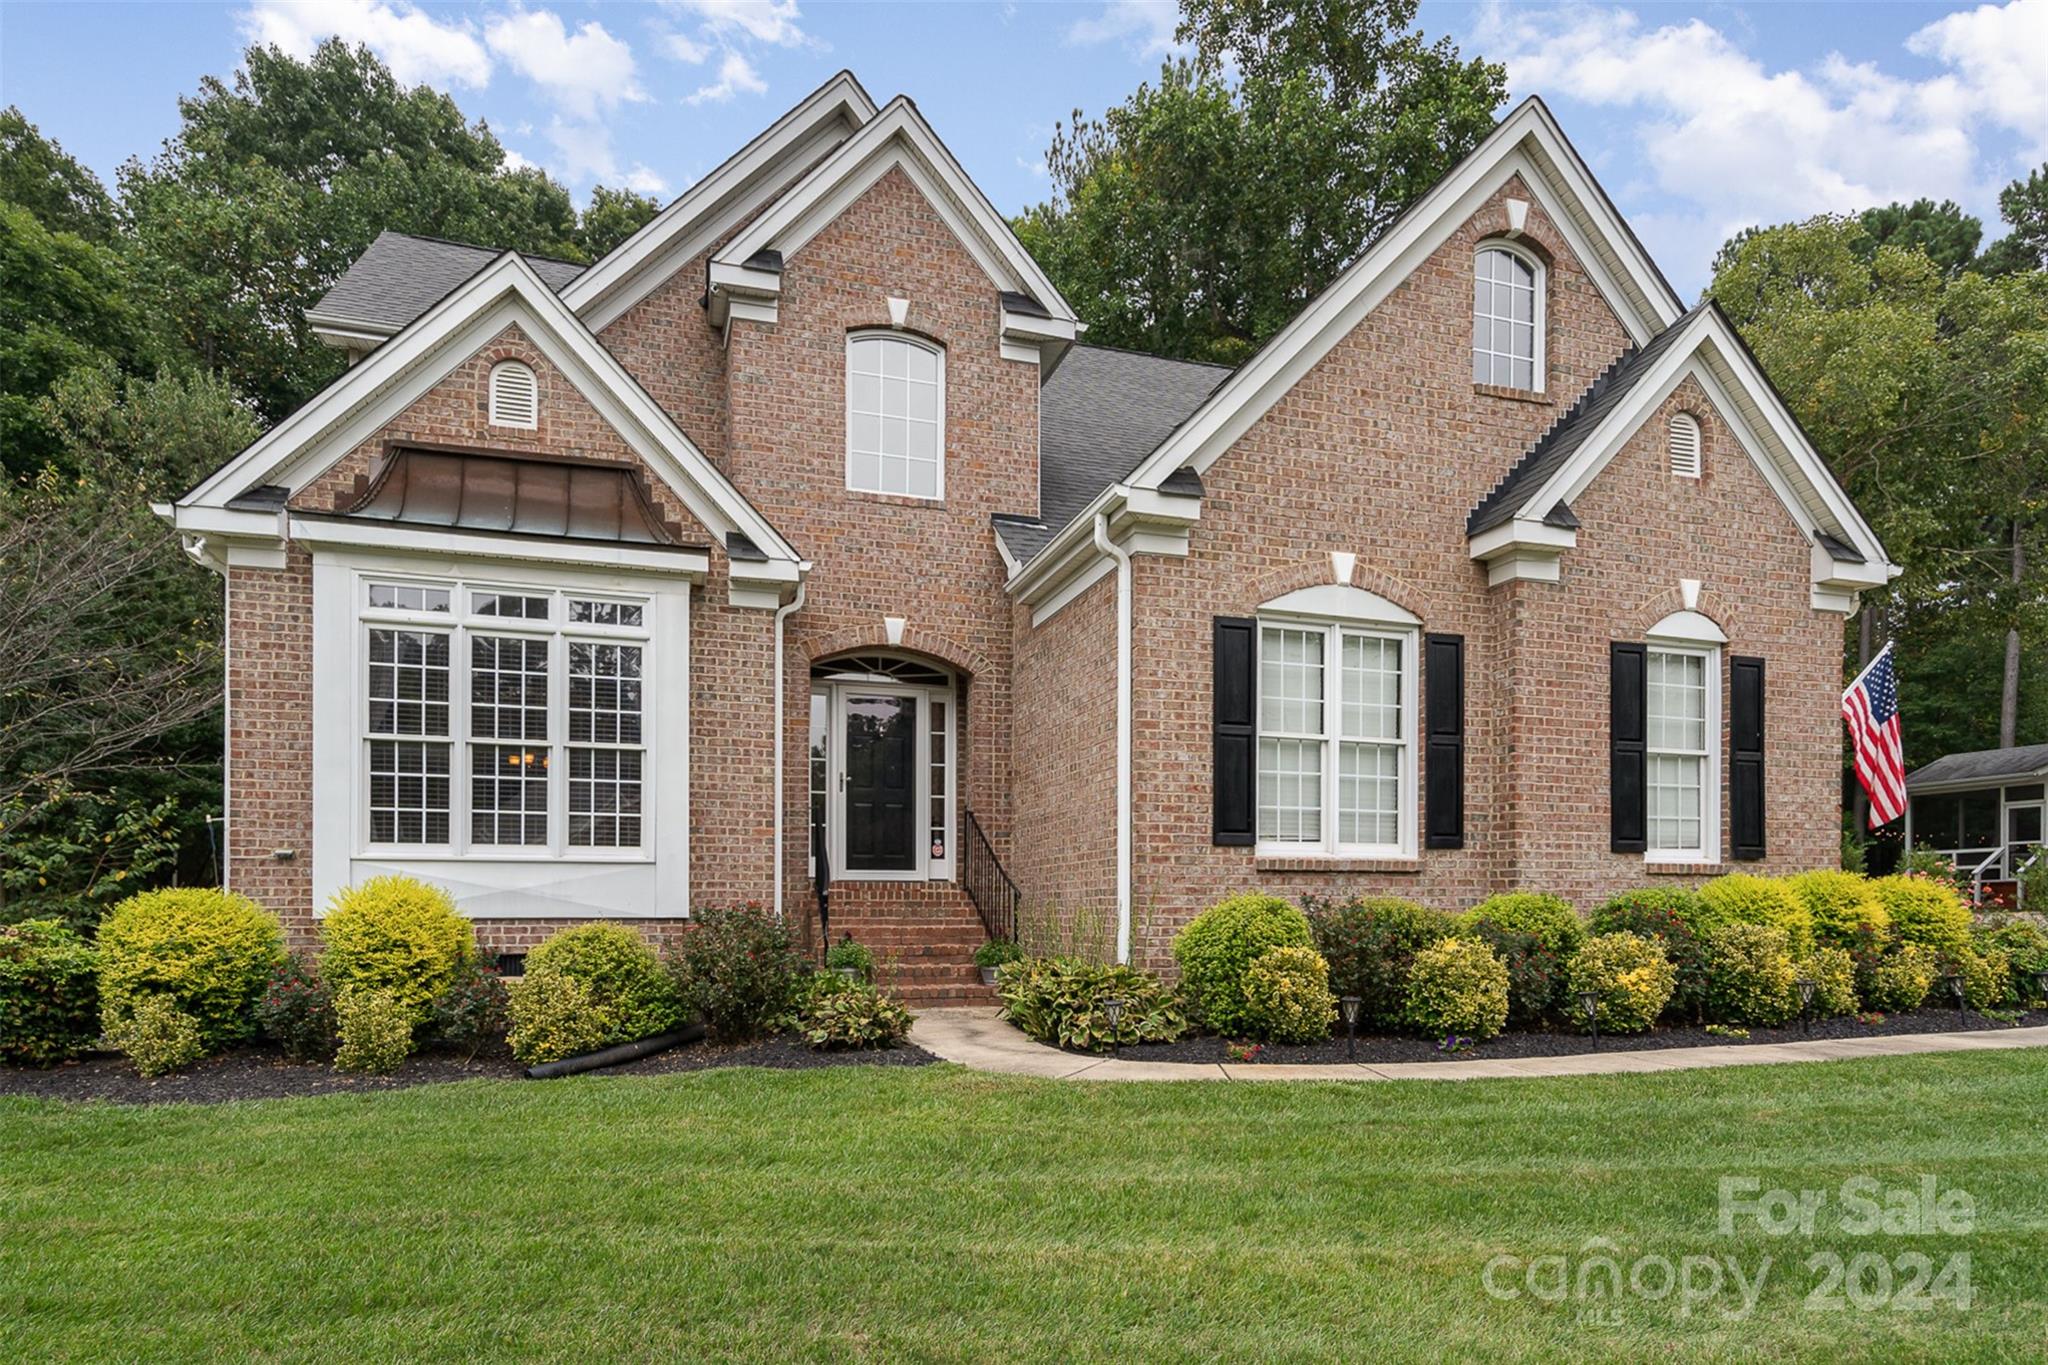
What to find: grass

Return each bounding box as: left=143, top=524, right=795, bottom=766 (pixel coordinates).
left=3, top=1052, right=2046, bottom=1362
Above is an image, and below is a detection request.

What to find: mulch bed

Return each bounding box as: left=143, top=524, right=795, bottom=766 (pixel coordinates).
left=0, top=1035, right=936, bottom=1107
left=1084, top=1007, right=2048, bottom=1065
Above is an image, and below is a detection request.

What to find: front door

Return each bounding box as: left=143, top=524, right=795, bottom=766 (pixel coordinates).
left=842, top=692, right=918, bottom=872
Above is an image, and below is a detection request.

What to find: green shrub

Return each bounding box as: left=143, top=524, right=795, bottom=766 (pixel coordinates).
left=1870, top=875, right=1973, bottom=956
left=1975, top=918, right=2048, bottom=993
left=1567, top=933, right=1677, bottom=1035
left=797, top=980, right=913, bottom=1049
left=997, top=957, right=1187, bottom=1052
left=1897, top=847, right=1966, bottom=894
left=1589, top=889, right=1708, bottom=1021
left=825, top=936, right=875, bottom=980
left=669, top=904, right=806, bottom=1041
left=253, top=952, right=337, bottom=1063
left=1696, top=875, right=1814, bottom=955
left=506, top=971, right=609, bottom=1065
left=519, top=923, right=684, bottom=1049
left=973, top=939, right=1023, bottom=970
left=1401, top=936, right=1509, bottom=1041
left=431, top=958, right=508, bottom=1061
left=1456, top=922, right=1561, bottom=1027
left=1304, top=895, right=1456, bottom=1027
left=1782, top=870, right=1889, bottom=951
left=1865, top=944, right=1937, bottom=1012
left=334, top=989, right=415, bottom=1074
left=97, top=887, right=285, bottom=1051
left=1933, top=945, right=2010, bottom=1012
left=0, top=919, right=99, bottom=1066
left=1240, top=946, right=1336, bottom=1043
left=1172, top=894, right=1312, bottom=1035
left=106, top=994, right=204, bottom=1077
left=320, top=875, right=472, bottom=1025
left=1797, top=946, right=1859, bottom=1018
left=2018, top=847, right=2048, bottom=912
left=1703, top=923, right=1798, bottom=1026
left=1461, top=893, right=1585, bottom=960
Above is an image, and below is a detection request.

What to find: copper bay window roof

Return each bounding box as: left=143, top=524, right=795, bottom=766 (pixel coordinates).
left=338, top=445, right=697, bottom=549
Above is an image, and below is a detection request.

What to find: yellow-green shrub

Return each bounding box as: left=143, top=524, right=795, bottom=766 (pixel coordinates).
left=1567, top=932, right=1677, bottom=1034
left=1241, top=946, right=1336, bottom=1044
left=1782, top=870, right=1888, bottom=951
left=1695, top=875, right=1814, bottom=955
left=506, top=971, right=610, bottom=1064
left=1460, top=892, right=1584, bottom=959
left=320, top=875, right=473, bottom=1024
left=334, top=989, right=415, bottom=1074
left=520, top=923, right=684, bottom=1046
left=1865, top=944, right=1937, bottom=1012
left=0, top=920, right=99, bottom=1066
left=1936, top=945, right=2010, bottom=1012
left=1401, top=936, right=1509, bottom=1040
left=1797, top=946, right=1858, bottom=1017
left=96, top=888, right=285, bottom=1051
left=106, top=994, right=204, bottom=1077
left=1703, top=923, right=1798, bottom=1025
left=1172, top=893, right=1313, bottom=1036
left=1869, top=875, right=1973, bottom=956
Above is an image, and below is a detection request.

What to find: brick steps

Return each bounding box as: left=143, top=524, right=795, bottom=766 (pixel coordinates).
left=817, top=880, right=997, bottom=1005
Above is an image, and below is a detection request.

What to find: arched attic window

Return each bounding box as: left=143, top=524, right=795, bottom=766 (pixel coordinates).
left=489, top=360, right=538, bottom=429
left=1472, top=245, right=1543, bottom=391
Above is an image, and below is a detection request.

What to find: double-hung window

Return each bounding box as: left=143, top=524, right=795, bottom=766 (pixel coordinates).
left=361, top=578, right=650, bottom=857
left=1256, top=618, right=1415, bottom=856
left=1645, top=646, right=1714, bottom=859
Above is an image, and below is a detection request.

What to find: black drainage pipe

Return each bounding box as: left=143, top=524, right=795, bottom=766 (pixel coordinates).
left=523, top=1023, right=706, bottom=1080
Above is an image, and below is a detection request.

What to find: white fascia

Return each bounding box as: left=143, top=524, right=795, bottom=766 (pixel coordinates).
left=306, top=313, right=398, bottom=351
left=1466, top=518, right=1577, bottom=586
left=1119, top=98, right=1684, bottom=497
left=288, top=516, right=711, bottom=579
left=1009, top=482, right=1201, bottom=620
left=561, top=71, right=878, bottom=332
left=709, top=99, right=1078, bottom=333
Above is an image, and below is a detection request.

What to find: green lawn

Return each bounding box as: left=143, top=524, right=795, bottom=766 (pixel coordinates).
left=3, top=1053, right=2046, bottom=1362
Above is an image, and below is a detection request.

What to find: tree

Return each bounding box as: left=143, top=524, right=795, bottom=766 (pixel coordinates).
left=0, top=107, right=117, bottom=242
left=1857, top=199, right=1981, bottom=277
left=577, top=185, right=662, bottom=260
left=1981, top=166, right=2048, bottom=276
left=1017, top=0, right=1504, bottom=363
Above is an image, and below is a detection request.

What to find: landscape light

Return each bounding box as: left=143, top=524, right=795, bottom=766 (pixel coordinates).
left=1101, top=996, right=1124, bottom=1058
left=1796, top=977, right=1816, bottom=1034
left=1578, top=990, right=1600, bottom=1049
left=1339, top=996, right=1362, bottom=1060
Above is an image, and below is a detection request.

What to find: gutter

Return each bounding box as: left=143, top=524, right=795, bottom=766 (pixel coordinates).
left=1091, top=513, right=1132, bottom=964
left=771, top=580, right=807, bottom=919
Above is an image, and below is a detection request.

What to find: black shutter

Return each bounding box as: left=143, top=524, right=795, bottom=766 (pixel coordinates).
left=1212, top=617, right=1257, bottom=845
left=1423, top=633, right=1465, bottom=849
left=1610, top=642, right=1647, bottom=853
left=1730, top=656, right=1766, bottom=860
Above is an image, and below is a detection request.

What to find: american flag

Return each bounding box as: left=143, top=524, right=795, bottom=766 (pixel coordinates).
left=1842, top=643, right=1906, bottom=827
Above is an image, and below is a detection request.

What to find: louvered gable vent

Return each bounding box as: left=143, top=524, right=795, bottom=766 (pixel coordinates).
left=1669, top=412, right=1701, bottom=478
left=489, top=361, right=538, bottom=429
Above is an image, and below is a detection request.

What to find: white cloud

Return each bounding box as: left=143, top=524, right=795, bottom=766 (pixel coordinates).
left=484, top=7, right=646, bottom=121
left=501, top=146, right=538, bottom=173
left=658, top=29, right=710, bottom=65
left=665, top=0, right=809, bottom=48
left=1474, top=0, right=2046, bottom=286
left=1066, top=0, right=1182, bottom=58
left=686, top=51, right=768, bottom=105
left=624, top=164, right=670, bottom=196
left=237, top=0, right=491, bottom=88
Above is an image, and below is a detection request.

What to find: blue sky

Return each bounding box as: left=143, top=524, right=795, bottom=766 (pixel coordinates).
left=3, top=1, right=2043, bottom=295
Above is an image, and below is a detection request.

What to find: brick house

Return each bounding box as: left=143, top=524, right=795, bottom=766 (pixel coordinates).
left=162, top=73, right=1895, bottom=996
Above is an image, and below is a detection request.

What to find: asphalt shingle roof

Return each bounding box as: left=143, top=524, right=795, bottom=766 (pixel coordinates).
left=997, top=344, right=1233, bottom=565
left=309, top=231, right=587, bottom=333
left=1905, top=743, right=2048, bottom=790
left=1466, top=305, right=1706, bottom=537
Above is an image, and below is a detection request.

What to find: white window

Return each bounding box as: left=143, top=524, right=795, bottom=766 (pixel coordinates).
left=846, top=333, right=943, bottom=499
left=1645, top=646, right=1716, bottom=859
left=360, top=579, right=649, bottom=856
left=488, top=360, right=538, bottom=429
left=1669, top=412, right=1702, bottom=478
left=1473, top=246, right=1542, bottom=391
left=1256, top=615, right=1415, bottom=857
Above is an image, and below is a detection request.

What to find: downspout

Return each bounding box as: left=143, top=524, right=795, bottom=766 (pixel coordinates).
left=1092, top=513, right=1132, bottom=964
left=771, top=580, right=807, bottom=920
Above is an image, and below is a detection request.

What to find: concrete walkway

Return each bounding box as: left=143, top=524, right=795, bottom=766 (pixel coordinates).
left=908, top=1007, right=2048, bottom=1083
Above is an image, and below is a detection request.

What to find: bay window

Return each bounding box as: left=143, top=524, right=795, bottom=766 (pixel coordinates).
left=1256, top=614, right=1415, bottom=857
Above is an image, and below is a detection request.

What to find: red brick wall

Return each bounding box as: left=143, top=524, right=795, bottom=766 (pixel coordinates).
left=225, top=551, right=314, bottom=935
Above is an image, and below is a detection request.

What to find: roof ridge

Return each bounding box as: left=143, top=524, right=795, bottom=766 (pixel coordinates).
left=1069, top=340, right=1239, bottom=372
left=372, top=228, right=589, bottom=272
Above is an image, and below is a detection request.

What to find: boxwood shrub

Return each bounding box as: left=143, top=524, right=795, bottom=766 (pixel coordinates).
left=1782, top=870, right=1889, bottom=951
left=1703, top=923, right=1798, bottom=1026
left=1868, top=875, right=1973, bottom=957
left=1172, top=893, right=1312, bottom=1036
left=1305, top=894, right=1456, bottom=1028
left=0, top=919, right=100, bottom=1066
left=1401, top=936, right=1509, bottom=1041
left=1977, top=919, right=2048, bottom=1000
left=1589, top=889, right=1708, bottom=1022
left=320, top=875, right=473, bottom=1025
left=1567, top=932, right=1677, bottom=1035
left=1461, top=892, right=1585, bottom=960
left=1695, top=874, right=1815, bottom=955
left=334, top=988, right=416, bottom=1074
left=97, top=888, right=285, bottom=1052
left=505, top=972, right=608, bottom=1065
left=1241, top=945, right=1336, bottom=1044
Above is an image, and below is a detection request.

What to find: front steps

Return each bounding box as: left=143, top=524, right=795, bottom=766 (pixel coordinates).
left=818, top=880, right=998, bottom=1007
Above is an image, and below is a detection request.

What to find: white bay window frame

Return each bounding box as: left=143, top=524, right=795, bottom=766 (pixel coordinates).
left=309, top=549, right=691, bottom=919
left=1254, top=596, right=1418, bottom=860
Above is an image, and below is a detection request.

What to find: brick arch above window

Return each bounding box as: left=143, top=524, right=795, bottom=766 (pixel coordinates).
left=799, top=623, right=993, bottom=682
left=1626, top=585, right=1739, bottom=641
left=1240, top=558, right=1427, bottom=623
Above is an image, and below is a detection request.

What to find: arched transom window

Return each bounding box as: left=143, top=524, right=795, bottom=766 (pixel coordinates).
left=846, top=333, right=943, bottom=499
left=1472, top=246, right=1541, bottom=391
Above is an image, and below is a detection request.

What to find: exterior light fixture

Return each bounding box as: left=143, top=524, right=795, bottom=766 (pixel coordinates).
left=1339, top=995, right=1362, bottom=1060
left=2034, top=970, right=2048, bottom=1010
left=1578, top=989, right=1600, bottom=1049
left=1945, top=972, right=1966, bottom=1020
left=1101, top=996, right=1124, bottom=1058
left=1796, top=977, right=1817, bottom=1033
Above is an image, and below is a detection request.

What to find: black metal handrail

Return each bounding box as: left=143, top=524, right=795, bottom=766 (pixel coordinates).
left=811, top=819, right=831, bottom=960
left=961, top=808, right=1019, bottom=945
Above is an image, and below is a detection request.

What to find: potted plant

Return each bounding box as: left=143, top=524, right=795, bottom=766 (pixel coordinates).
left=974, top=938, right=1022, bottom=986
left=826, top=935, right=874, bottom=982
